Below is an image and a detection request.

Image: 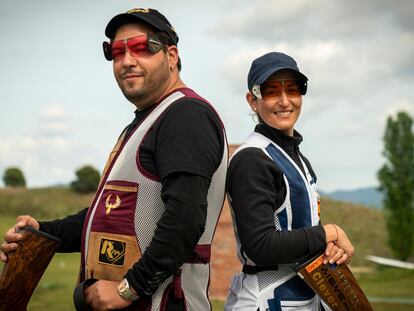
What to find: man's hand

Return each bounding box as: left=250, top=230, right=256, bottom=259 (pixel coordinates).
left=0, top=215, right=39, bottom=263
left=84, top=280, right=133, bottom=311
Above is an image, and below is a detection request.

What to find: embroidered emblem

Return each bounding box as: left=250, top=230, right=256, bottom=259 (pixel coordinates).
left=127, top=8, right=150, bottom=14
left=105, top=194, right=121, bottom=215
left=99, top=238, right=126, bottom=266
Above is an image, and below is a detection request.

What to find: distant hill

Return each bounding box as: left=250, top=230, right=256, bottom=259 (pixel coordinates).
left=321, top=186, right=383, bottom=208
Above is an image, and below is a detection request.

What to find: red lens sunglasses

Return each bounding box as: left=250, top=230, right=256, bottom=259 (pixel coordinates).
left=103, top=33, right=163, bottom=61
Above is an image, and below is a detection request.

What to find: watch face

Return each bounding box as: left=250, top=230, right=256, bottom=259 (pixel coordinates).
left=118, top=280, right=127, bottom=291
left=118, top=279, right=138, bottom=301
left=118, top=280, right=130, bottom=297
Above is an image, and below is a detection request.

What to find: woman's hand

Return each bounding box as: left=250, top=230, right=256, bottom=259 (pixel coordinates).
left=323, top=241, right=348, bottom=265
left=323, top=224, right=354, bottom=265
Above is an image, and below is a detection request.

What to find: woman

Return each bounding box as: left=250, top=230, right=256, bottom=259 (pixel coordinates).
left=224, top=52, right=354, bottom=310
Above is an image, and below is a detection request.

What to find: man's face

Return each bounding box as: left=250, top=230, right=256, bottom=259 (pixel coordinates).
left=248, top=70, right=303, bottom=136
left=112, top=23, right=172, bottom=110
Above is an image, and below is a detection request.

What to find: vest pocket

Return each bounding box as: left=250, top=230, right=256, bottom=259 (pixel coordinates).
left=91, top=180, right=139, bottom=235
left=86, top=180, right=141, bottom=281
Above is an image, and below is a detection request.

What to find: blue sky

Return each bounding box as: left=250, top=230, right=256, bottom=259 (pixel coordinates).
left=0, top=0, right=413, bottom=191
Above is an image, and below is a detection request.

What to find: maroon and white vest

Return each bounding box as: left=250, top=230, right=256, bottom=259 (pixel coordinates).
left=80, top=88, right=228, bottom=310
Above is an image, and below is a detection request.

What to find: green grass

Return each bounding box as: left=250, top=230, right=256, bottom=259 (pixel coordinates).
left=357, top=268, right=414, bottom=298
left=1, top=188, right=414, bottom=310
left=0, top=187, right=93, bottom=219
left=357, top=268, right=414, bottom=311
left=28, top=253, right=80, bottom=310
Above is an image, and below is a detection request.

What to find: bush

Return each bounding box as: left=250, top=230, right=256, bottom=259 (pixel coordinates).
left=70, top=165, right=100, bottom=193
left=3, top=167, right=26, bottom=187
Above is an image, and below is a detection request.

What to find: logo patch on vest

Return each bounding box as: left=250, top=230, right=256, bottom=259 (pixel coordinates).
left=105, top=194, right=121, bottom=215
left=99, top=238, right=126, bottom=266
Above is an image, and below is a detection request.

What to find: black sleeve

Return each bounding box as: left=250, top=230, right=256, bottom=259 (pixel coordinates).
left=38, top=208, right=88, bottom=252
left=125, top=173, right=209, bottom=297
left=227, top=148, right=326, bottom=266
left=153, top=98, right=224, bottom=180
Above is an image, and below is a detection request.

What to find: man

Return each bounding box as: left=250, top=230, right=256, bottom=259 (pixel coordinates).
left=0, top=8, right=227, bottom=311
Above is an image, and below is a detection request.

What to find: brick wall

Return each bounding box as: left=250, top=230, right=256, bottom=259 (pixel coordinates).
left=209, top=144, right=241, bottom=300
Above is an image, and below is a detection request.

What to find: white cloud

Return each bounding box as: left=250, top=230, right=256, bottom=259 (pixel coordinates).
left=0, top=134, right=106, bottom=187
left=40, top=104, right=69, bottom=121
left=210, top=0, right=321, bottom=41
left=212, top=0, right=414, bottom=42
left=38, top=122, right=71, bottom=136
left=37, top=104, right=71, bottom=136
left=298, top=41, right=345, bottom=64
left=0, top=102, right=109, bottom=186
left=215, top=0, right=414, bottom=101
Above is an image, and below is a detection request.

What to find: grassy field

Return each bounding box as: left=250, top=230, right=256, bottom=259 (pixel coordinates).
left=1, top=188, right=414, bottom=310
left=2, top=255, right=414, bottom=310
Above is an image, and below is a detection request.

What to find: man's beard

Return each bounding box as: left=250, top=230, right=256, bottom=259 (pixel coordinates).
left=119, top=56, right=170, bottom=104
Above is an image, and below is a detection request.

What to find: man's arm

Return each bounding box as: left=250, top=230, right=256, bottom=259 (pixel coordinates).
left=39, top=208, right=88, bottom=252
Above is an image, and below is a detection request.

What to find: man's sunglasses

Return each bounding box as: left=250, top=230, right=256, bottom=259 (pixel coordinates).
left=103, top=34, right=164, bottom=61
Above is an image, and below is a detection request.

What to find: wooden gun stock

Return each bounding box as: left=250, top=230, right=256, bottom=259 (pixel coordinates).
left=295, top=253, right=374, bottom=311
left=0, top=227, right=60, bottom=311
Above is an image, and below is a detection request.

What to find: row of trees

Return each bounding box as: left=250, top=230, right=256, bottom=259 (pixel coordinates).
left=2, top=165, right=100, bottom=193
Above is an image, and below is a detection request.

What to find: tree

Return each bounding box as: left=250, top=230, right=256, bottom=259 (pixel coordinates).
left=3, top=167, right=26, bottom=187
left=378, top=111, right=414, bottom=261
left=70, top=165, right=101, bottom=193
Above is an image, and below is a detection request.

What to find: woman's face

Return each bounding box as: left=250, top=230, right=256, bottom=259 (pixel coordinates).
left=247, top=70, right=303, bottom=136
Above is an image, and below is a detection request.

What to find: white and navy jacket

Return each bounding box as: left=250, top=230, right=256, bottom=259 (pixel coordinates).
left=225, top=123, right=327, bottom=311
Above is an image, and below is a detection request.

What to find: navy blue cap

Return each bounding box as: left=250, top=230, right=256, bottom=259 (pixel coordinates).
left=105, top=8, right=179, bottom=45
left=247, top=52, right=308, bottom=92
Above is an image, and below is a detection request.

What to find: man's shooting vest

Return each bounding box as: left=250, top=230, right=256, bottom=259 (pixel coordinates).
left=227, top=132, right=322, bottom=311
left=80, top=88, right=227, bottom=310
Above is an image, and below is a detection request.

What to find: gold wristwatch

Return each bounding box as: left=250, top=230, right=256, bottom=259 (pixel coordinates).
left=117, top=278, right=139, bottom=301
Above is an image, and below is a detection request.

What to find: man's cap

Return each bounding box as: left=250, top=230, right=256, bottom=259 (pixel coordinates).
left=105, top=8, right=179, bottom=45
left=247, top=52, right=308, bottom=91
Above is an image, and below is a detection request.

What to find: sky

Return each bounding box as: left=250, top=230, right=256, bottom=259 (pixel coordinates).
left=0, top=0, right=413, bottom=192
